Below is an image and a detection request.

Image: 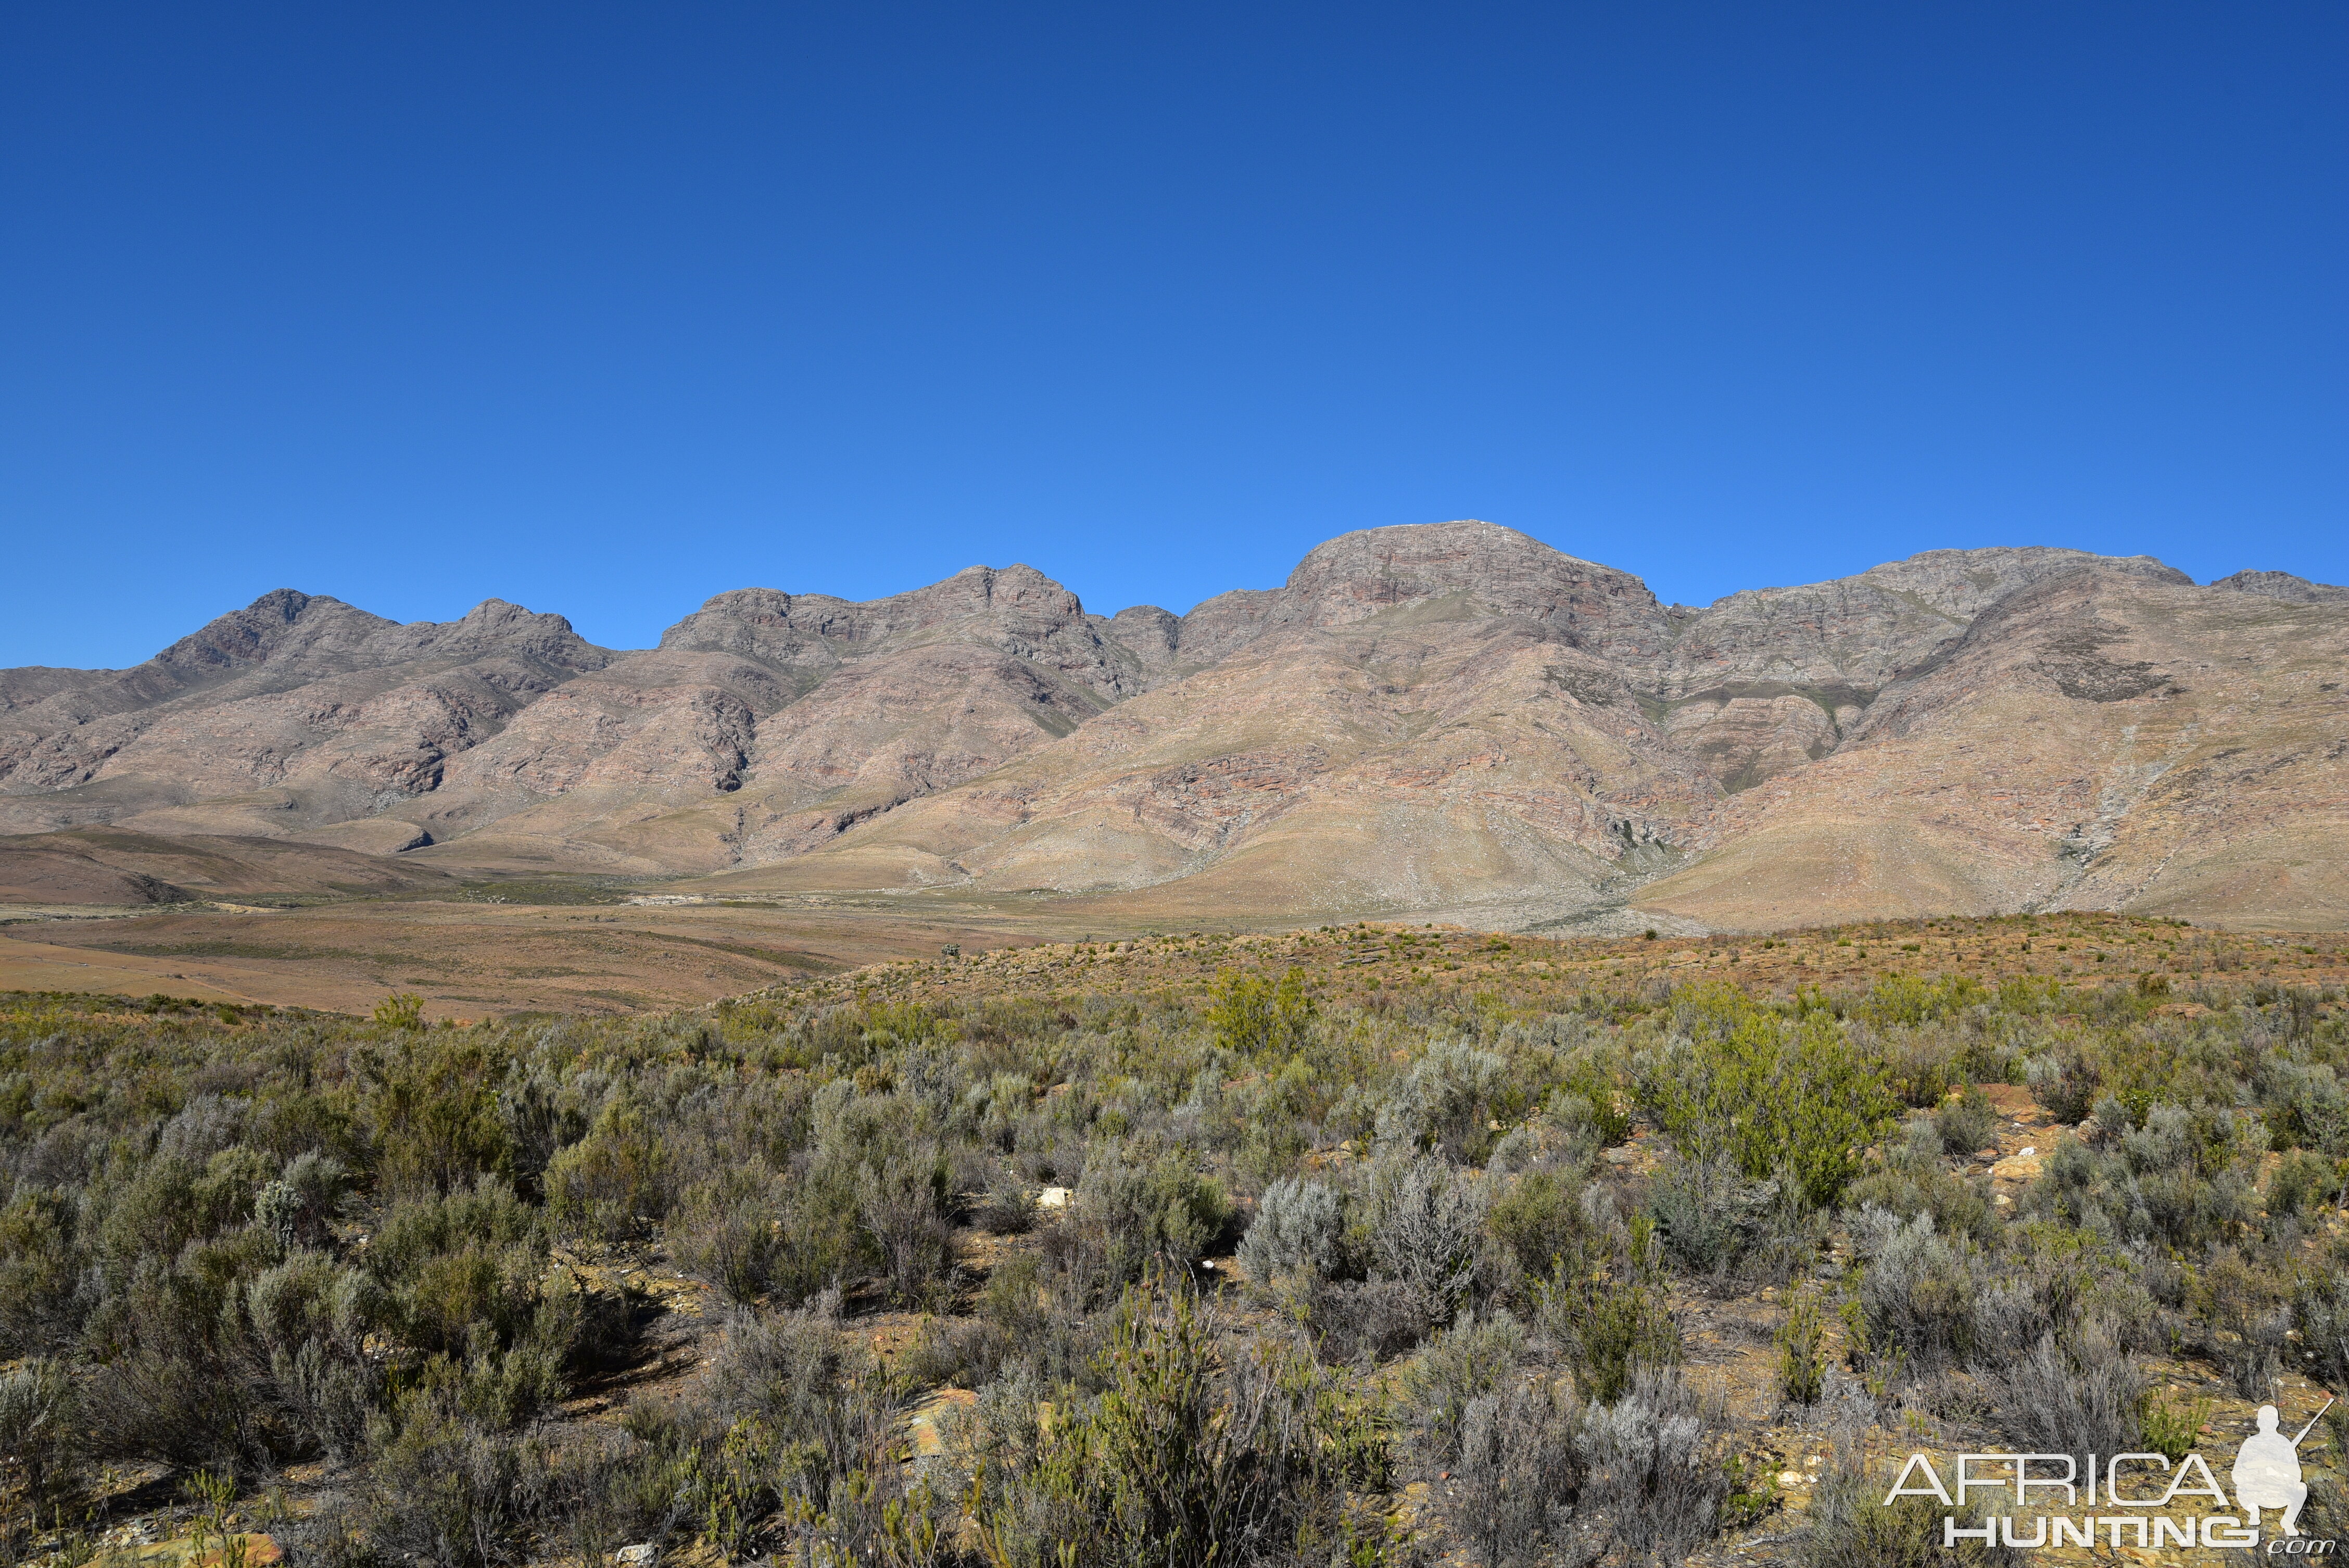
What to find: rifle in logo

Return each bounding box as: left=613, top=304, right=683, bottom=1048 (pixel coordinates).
left=2234, top=1397, right=2332, bottom=1539
left=1880, top=1395, right=2338, bottom=1551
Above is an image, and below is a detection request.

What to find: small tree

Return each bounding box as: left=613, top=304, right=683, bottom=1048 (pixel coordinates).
left=1204, top=967, right=1315, bottom=1057
left=373, top=993, right=427, bottom=1030
left=1647, top=986, right=1893, bottom=1208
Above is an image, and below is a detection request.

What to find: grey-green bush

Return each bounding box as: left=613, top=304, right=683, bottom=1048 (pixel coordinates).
left=1853, top=1209, right=1981, bottom=1373
left=1368, top=1156, right=1484, bottom=1330
left=1576, top=1368, right=1728, bottom=1566
left=1931, top=1084, right=1999, bottom=1155
left=1400, top=1310, right=1527, bottom=1473
left=1439, top=1380, right=1583, bottom=1568
left=1237, top=1175, right=1344, bottom=1286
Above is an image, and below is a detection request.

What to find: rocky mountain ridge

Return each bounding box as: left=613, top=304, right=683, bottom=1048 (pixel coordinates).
left=4, top=524, right=2342, bottom=930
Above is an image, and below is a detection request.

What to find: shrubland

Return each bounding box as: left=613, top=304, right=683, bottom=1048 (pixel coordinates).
left=0, top=915, right=2341, bottom=1565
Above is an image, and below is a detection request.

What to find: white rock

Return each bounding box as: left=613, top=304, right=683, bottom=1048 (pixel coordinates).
left=1038, top=1186, right=1072, bottom=1209
left=615, top=1546, right=656, bottom=1566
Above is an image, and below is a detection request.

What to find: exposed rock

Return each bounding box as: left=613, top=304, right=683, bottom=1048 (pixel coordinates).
left=1990, top=1149, right=2043, bottom=1180
left=660, top=563, right=1138, bottom=700
left=1636, top=565, right=2349, bottom=930
left=1099, top=604, right=1184, bottom=685
left=0, top=592, right=613, bottom=827
left=2210, top=569, right=2349, bottom=605
left=5, top=524, right=2340, bottom=929
left=1663, top=691, right=1840, bottom=791
left=1640, top=548, right=2195, bottom=787
left=1170, top=520, right=1671, bottom=668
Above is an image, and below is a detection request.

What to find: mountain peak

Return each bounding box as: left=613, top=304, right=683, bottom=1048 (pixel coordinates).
left=152, top=590, right=393, bottom=676
left=1276, top=518, right=1666, bottom=659
left=2210, top=568, right=2349, bottom=605
left=7, top=522, right=2343, bottom=935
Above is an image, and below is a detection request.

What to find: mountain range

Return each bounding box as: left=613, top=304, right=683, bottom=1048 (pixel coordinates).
left=4, top=521, right=2343, bottom=931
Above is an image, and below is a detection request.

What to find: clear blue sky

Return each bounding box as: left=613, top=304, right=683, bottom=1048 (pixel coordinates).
left=5, top=3, right=2342, bottom=667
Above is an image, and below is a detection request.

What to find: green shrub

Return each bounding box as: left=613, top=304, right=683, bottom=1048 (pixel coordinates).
left=2141, top=1387, right=2211, bottom=1462
left=2262, top=1060, right=2348, bottom=1156
left=365, top=1034, right=517, bottom=1197
left=1880, top=1028, right=1960, bottom=1109
left=1646, top=986, right=1894, bottom=1207
left=371, top=993, right=427, bottom=1031
left=1932, top=1084, right=2000, bottom=1155
left=2269, top=1146, right=2339, bottom=1217
left=2025, top=1102, right=2257, bottom=1252
left=1776, top=1287, right=1825, bottom=1405
left=0, top=1191, right=78, bottom=1357
left=1858, top=974, right=1988, bottom=1029
left=1534, top=1233, right=1681, bottom=1406
left=1485, top=1166, right=1589, bottom=1285
left=545, top=1097, right=669, bottom=1241
left=0, top=936, right=2335, bottom=1568
left=359, top=1383, right=542, bottom=1564
left=967, top=1277, right=1381, bottom=1568
left=1068, top=1140, right=1234, bottom=1298
left=1204, top=967, right=1315, bottom=1057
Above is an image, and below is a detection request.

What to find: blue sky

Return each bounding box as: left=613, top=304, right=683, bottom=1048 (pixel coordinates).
left=4, top=3, right=2342, bottom=667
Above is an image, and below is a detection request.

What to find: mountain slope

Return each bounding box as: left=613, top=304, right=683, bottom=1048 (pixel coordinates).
left=0, top=592, right=613, bottom=840
left=4, top=523, right=2341, bottom=930
left=1633, top=566, right=2349, bottom=930
left=698, top=606, right=1715, bottom=925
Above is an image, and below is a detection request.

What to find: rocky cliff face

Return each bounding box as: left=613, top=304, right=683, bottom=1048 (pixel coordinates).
left=2211, top=569, right=2349, bottom=605
left=1641, top=548, right=2196, bottom=790
left=0, top=595, right=611, bottom=828
left=1153, top=521, right=1672, bottom=672
left=1637, top=564, right=2349, bottom=930
left=660, top=563, right=1144, bottom=699
left=5, top=524, right=2341, bottom=929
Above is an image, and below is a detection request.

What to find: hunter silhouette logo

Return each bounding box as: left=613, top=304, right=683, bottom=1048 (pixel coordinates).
left=1881, top=1396, right=2335, bottom=1553
left=2235, top=1401, right=2325, bottom=1540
